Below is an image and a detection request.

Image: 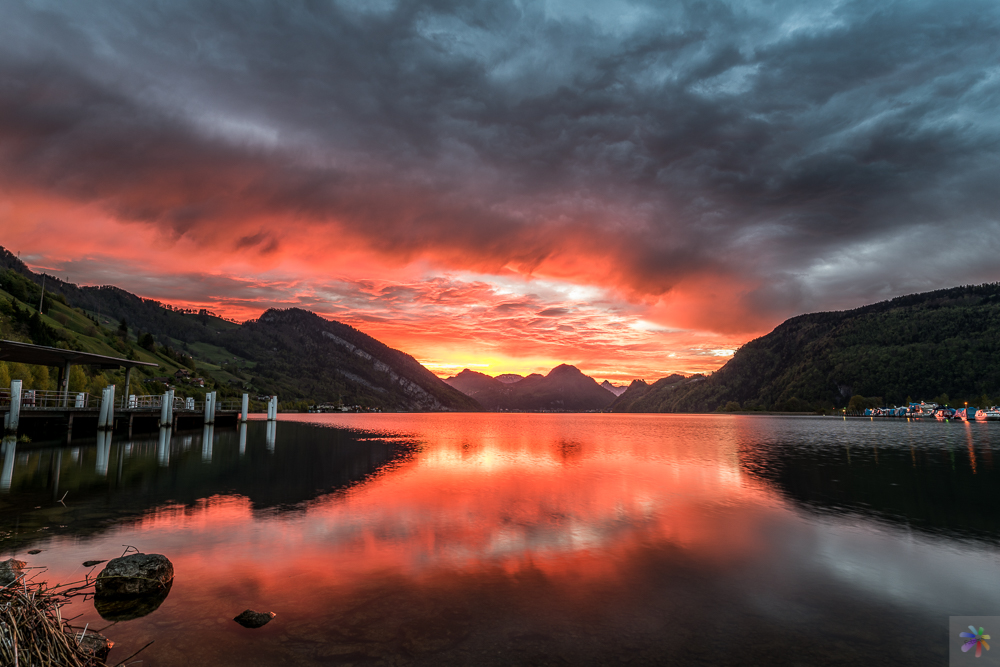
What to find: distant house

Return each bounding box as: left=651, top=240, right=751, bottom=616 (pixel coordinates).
left=192, top=377, right=205, bottom=387
left=175, top=369, right=191, bottom=378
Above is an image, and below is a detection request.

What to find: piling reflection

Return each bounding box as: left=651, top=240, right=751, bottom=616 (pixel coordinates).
left=95, top=431, right=112, bottom=477
left=201, top=424, right=214, bottom=463
left=157, top=427, right=170, bottom=467
left=265, top=420, right=275, bottom=451
left=238, top=422, right=246, bottom=456
left=1, top=435, right=14, bottom=491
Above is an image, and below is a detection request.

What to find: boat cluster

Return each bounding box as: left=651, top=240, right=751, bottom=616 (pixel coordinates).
left=864, top=401, right=1000, bottom=421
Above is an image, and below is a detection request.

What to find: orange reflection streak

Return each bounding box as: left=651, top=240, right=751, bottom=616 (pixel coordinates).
left=97, top=415, right=783, bottom=600
left=966, top=424, right=977, bottom=474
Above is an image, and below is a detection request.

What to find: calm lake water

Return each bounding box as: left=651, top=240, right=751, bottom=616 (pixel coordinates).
left=1, top=413, right=998, bottom=666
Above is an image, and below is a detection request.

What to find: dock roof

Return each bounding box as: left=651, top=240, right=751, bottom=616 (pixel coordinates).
left=0, top=340, right=159, bottom=370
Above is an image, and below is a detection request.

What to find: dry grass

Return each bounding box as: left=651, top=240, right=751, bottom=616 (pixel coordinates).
left=1, top=573, right=117, bottom=667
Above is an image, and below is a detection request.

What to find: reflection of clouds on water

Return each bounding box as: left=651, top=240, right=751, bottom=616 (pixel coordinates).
left=810, top=517, right=1000, bottom=615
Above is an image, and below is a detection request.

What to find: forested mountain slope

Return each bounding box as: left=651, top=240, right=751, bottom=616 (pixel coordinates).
left=610, top=284, right=1000, bottom=413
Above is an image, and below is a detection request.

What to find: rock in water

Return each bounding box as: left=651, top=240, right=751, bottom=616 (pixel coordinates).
left=95, top=553, right=174, bottom=598
left=83, top=560, right=107, bottom=568
left=0, top=558, right=26, bottom=585
left=234, top=609, right=276, bottom=628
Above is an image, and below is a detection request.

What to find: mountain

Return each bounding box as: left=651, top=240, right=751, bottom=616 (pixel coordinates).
left=609, top=283, right=1000, bottom=413
left=600, top=380, right=628, bottom=397
left=445, top=364, right=615, bottom=411
left=0, top=246, right=480, bottom=411
left=606, top=375, right=699, bottom=412
left=495, top=374, right=524, bottom=384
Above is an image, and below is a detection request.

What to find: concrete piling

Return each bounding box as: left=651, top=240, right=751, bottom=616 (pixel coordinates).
left=159, top=391, right=170, bottom=428
left=97, top=385, right=116, bottom=431
left=241, top=393, right=249, bottom=423
left=204, top=391, right=217, bottom=425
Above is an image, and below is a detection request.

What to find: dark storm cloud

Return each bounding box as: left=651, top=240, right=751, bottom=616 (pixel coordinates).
left=2, top=0, right=1000, bottom=324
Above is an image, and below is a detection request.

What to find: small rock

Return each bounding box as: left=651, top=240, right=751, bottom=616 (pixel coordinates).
left=78, top=632, right=115, bottom=661
left=83, top=560, right=107, bottom=568
left=95, top=553, right=173, bottom=598
left=234, top=609, right=276, bottom=628
left=27, top=549, right=42, bottom=555
left=0, top=558, right=26, bottom=586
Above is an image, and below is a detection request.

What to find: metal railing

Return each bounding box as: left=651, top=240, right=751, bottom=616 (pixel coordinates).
left=0, top=389, right=91, bottom=409
left=122, top=395, right=243, bottom=411
left=2, top=389, right=246, bottom=412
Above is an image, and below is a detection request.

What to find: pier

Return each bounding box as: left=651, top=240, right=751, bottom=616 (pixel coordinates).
left=1, top=339, right=278, bottom=443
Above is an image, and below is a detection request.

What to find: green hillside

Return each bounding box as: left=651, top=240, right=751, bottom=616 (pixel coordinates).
left=609, top=284, right=1000, bottom=414
left=0, top=247, right=479, bottom=411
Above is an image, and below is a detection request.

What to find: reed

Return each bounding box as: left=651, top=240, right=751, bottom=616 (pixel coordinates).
left=0, top=574, right=114, bottom=667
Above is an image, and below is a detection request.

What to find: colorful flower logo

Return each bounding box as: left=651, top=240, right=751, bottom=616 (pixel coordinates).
left=960, top=626, right=991, bottom=657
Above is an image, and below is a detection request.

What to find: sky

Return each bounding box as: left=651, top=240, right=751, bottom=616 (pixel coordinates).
left=1, top=0, right=999, bottom=383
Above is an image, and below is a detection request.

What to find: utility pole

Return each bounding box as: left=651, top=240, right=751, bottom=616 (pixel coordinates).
left=38, top=274, right=46, bottom=313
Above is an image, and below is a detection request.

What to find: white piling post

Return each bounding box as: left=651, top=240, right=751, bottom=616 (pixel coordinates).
left=99, top=385, right=116, bottom=432
left=207, top=391, right=217, bottom=425
left=6, top=380, right=22, bottom=436
left=97, top=387, right=109, bottom=430
left=241, top=393, right=249, bottom=422
left=159, top=392, right=169, bottom=428
left=203, top=392, right=212, bottom=423
left=168, top=389, right=175, bottom=425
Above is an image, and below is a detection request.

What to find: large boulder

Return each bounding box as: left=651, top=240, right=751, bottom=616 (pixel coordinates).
left=95, top=553, right=173, bottom=598
left=0, top=558, right=26, bottom=586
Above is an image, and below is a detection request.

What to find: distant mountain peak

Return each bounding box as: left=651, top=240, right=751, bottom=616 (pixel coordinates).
left=547, top=363, right=583, bottom=377
left=600, top=380, right=628, bottom=397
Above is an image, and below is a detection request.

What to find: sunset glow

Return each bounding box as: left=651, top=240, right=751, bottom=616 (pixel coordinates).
left=3, top=0, right=1000, bottom=382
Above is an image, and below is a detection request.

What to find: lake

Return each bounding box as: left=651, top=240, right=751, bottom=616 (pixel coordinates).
left=1, top=413, right=998, bottom=665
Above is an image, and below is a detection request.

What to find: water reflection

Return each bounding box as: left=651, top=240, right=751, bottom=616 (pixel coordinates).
left=0, top=414, right=996, bottom=667
left=157, top=427, right=170, bottom=467
left=95, top=431, right=112, bottom=477
left=735, top=417, right=1000, bottom=541
left=1, top=435, right=14, bottom=491
left=201, top=424, right=214, bottom=463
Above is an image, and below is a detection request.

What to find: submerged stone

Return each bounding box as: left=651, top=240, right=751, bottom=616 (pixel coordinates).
left=83, top=560, right=107, bottom=568
left=0, top=558, right=26, bottom=586
left=95, top=553, right=173, bottom=598
left=78, top=632, right=115, bottom=661
left=234, top=609, right=276, bottom=628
